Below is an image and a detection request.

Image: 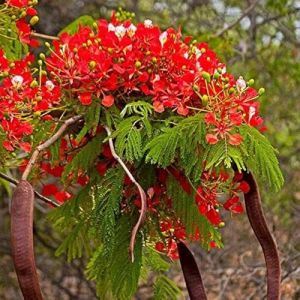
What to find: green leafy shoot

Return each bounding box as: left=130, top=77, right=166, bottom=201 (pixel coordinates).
left=239, top=125, right=284, bottom=191
left=153, top=275, right=182, bottom=300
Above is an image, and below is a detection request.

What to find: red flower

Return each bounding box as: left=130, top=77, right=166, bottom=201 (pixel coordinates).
left=2, top=141, right=14, bottom=152
left=223, top=196, right=244, bottom=214
left=19, top=142, right=31, bottom=153
left=79, top=92, right=92, bottom=105
left=206, top=133, right=218, bottom=144
left=42, top=184, right=58, bottom=197
left=102, top=95, right=115, bottom=107
left=228, top=133, right=243, bottom=145
left=54, top=191, right=72, bottom=203
left=6, top=0, right=29, bottom=8
left=155, top=241, right=165, bottom=252
left=238, top=181, right=250, bottom=193
left=96, top=162, right=108, bottom=176
left=26, top=7, right=38, bottom=16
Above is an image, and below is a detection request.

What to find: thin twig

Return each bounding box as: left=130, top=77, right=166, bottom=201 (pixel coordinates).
left=0, top=172, right=60, bottom=207
left=22, top=115, right=82, bottom=181
left=104, top=126, right=147, bottom=262
left=215, top=0, right=259, bottom=37
left=31, top=32, right=60, bottom=41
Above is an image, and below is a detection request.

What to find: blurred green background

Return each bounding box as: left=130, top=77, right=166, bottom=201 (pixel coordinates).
left=1, top=0, right=299, bottom=299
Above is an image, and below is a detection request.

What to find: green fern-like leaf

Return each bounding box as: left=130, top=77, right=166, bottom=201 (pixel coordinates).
left=153, top=275, right=182, bottom=300
left=86, top=216, right=142, bottom=300
left=48, top=182, right=95, bottom=261
left=145, top=127, right=179, bottom=167
left=167, top=175, right=222, bottom=248
left=113, top=116, right=143, bottom=162
left=145, top=114, right=206, bottom=172
left=93, top=166, right=125, bottom=250
left=110, top=220, right=142, bottom=300
left=76, top=102, right=101, bottom=143
left=143, top=246, right=170, bottom=272
left=120, top=100, right=153, bottom=118
left=239, top=125, right=284, bottom=191
left=62, top=135, right=103, bottom=183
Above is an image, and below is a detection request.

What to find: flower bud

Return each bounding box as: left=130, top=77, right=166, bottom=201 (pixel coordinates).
left=213, top=72, right=220, bottom=80
left=229, top=87, right=235, bottom=94
left=38, top=60, right=43, bottom=66
left=247, top=79, right=255, bottom=86
left=30, top=16, right=39, bottom=26
left=135, top=61, right=142, bottom=68
left=218, top=222, right=225, bottom=228
left=33, top=111, right=41, bottom=118
left=202, top=71, right=211, bottom=82
left=30, top=80, right=38, bottom=88
left=258, top=87, right=265, bottom=95
left=20, top=11, right=27, bottom=18
left=89, top=60, right=97, bottom=69
left=201, top=94, right=209, bottom=106
left=39, top=53, right=46, bottom=60
left=1, top=71, right=9, bottom=77
left=45, top=42, right=51, bottom=48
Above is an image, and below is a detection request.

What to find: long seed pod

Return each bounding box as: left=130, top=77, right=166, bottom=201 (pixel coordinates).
left=243, top=172, right=281, bottom=300
left=177, top=241, right=207, bottom=300
left=11, top=180, right=44, bottom=300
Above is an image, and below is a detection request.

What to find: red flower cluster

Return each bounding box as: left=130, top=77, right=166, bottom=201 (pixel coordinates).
left=45, top=16, right=264, bottom=146
left=5, top=0, right=39, bottom=47
left=0, top=51, right=61, bottom=152
left=6, top=0, right=29, bottom=8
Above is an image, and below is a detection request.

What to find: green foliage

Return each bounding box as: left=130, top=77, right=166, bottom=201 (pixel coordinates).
left=0, top=130, right=9, bottom=168
left=59, top=15, right=95, bottom=35
left=48, top=182, right=95, bottom=261
left=86, top=216, right=143, bottom=300
left=153, top=275, right=182, bottom=300
left=0, top=12, right=28, bottom=59
left=239, top=125, right=284, bottom=191
left=93, top=166, right=124, bottom=252
left=145, top=114, right=206, bottom=177
left=113, top=116, right=143, bottom=162
left=120, top=100, right=153, bottom=119
left=112, top=101, right=154, bottom=162
left=76, top=102, right=101, bottom=143
left=167, top=175, right=222, bottom=249
left=62, top=135, right=103, bottom=183
left=143, top=246, right=170, bottom=272
left=203, top=126, right=284, bottom=191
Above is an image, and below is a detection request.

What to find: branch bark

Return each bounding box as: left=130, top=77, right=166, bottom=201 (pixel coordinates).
left=104, top=126, right=147, bottom=262
left=0, top=172, right=60, bottom=207
left=31, top=32, right=60, bottom=41
left=22, top=115, right=82, bottom=181
left=215, top=0, right=259, bottom=37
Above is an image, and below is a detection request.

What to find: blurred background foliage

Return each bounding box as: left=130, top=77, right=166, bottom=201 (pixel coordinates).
left=1, top=0, right=299, bottom=299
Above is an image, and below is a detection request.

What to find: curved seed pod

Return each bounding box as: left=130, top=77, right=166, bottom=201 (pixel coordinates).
left=11, top=180, right=43, bottom=300
left=177, top=241, right=207, bottom=300
left=243, top=172, right=281, bottom=300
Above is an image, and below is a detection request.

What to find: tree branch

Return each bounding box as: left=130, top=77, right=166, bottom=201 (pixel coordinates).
left=22, top=115, right=82, bottom=181
left=104, top=126, right=147, bottom=262
left=31, top=32, right=60, bottom=41
left=0, top=172, right=60, bottom=207
left=215, top=0, right=259, bottom=37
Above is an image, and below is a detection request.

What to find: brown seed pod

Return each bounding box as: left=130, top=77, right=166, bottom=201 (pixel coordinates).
left=243, top=172, right=281, bottom=300
left=11, top=180, right=43, bottom=300
left=177, top=241, right=207, bottom=300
